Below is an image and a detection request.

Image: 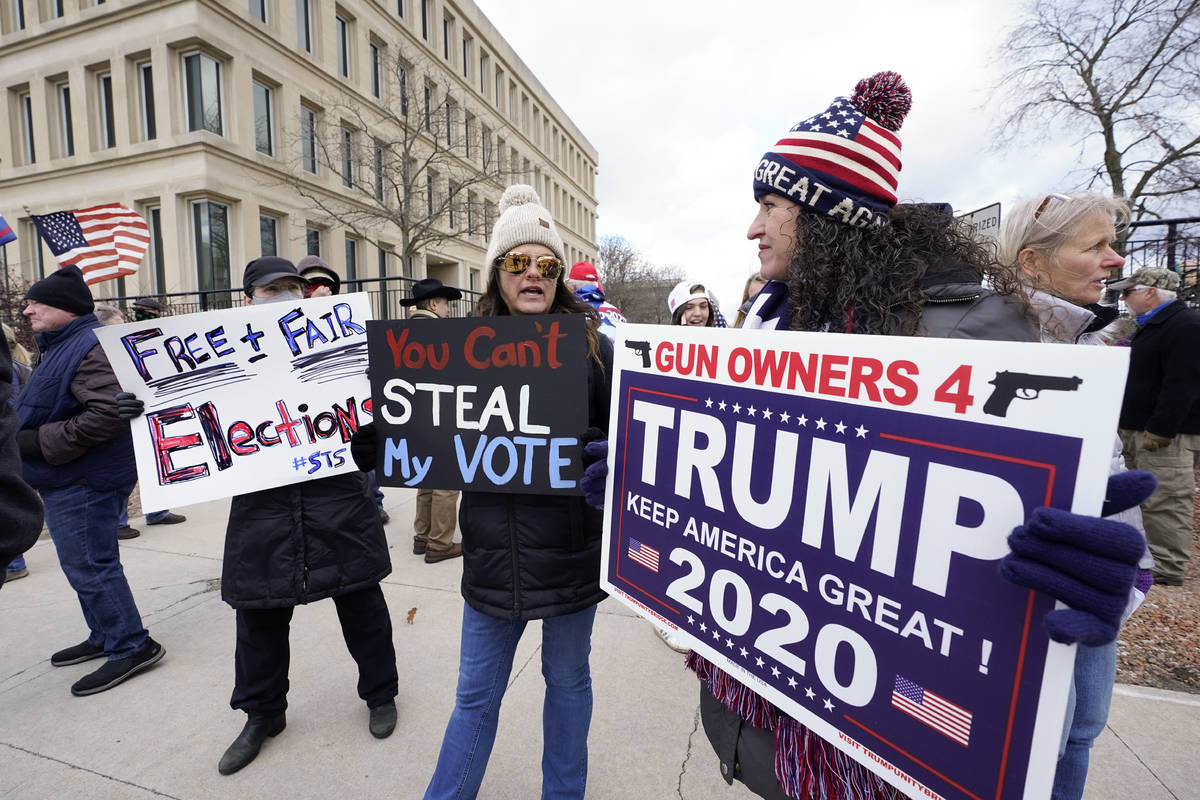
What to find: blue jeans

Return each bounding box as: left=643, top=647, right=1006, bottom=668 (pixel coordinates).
left=42, top=483, right=148, bottom=660
left=367, top=469, right=384, bottom=509
left=425, top=603, right=597, bottom=800
left=6, top=555, right=26, bottom=572
left=115, top=485, right=170, bottom=526
left=1051, top=640, right=1117, bottom=800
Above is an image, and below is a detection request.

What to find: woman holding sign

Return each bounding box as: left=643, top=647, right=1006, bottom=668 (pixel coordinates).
left=422, top=185, right=614, bottom=800
left=684, top=72, right=1153, bottom=800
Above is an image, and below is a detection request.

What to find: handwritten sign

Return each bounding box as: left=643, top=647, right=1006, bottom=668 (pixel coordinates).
left=366, top=314, right=588, bottom=493
left=95, top=294, right=373, bottom=509
left=601, top=323, right=1129, bottom=800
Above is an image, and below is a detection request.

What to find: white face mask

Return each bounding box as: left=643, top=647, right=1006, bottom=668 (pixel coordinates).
left=255, top=290, right=304, bottom=305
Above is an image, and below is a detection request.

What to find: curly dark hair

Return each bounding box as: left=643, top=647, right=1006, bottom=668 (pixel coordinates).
left=472, top=267, right=606, bottom=367
left=783, top=204, right=1026, bottom=336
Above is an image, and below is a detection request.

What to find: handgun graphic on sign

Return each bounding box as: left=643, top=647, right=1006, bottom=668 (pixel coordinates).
left=983, top=370, right=1083, bottom=417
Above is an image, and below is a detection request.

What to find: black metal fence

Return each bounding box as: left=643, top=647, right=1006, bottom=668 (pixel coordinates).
left=1118, top=216, right=1200, bottom=303
left=92, top=275, right=484, bottom=322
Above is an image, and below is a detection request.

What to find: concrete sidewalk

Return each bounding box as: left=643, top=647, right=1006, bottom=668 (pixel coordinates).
left=2, top=488, right=1197, bottom=799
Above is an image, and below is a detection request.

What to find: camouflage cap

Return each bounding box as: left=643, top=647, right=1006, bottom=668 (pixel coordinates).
left=1107, top=267, right=1180, bottom=292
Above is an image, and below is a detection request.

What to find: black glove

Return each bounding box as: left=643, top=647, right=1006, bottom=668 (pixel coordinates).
left=116, top=392, right=145, bottom=420
left=350, top=422, right=378, bottom=472
left=17, top=428, right=43, bottom=460
left=1000, top=471, right=1155, bottom=646
left=579, top=427, right=608, bottom=508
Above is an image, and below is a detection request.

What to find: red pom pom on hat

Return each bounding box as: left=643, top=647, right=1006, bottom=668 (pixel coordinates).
left=851, top=71, right=911, bottom=132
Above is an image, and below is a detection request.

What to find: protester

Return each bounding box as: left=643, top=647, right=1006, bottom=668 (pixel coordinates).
left=632, top=71, right=1153, bottom=800
left=997, top=191, right=1154, bottom=800
left=667, top=280, right=722, bottom=327
left=117, top=256, right=399, bottom=774
left=382, top=185, right=613, bottom=799
left=399, top=277, right=464, bottom=563
left=733, top=271, right=767, bottom=328
left=298, top=255, right=341, bottom=298
left=3, top=322, right=37, bottom=583
left=567, top=261, right=626, bottom=337
left=1, top=332, right=43, bottom=590
left=1110, top=266, right=1200, bottom=588
left=131, top=297, right=164, bottom=321
left=15, top=265, right=165, bottom=695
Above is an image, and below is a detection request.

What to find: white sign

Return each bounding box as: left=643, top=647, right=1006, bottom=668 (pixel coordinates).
left=600, top=323, right=1129, bottom=800
left=959, top=202, right=1001, bottom=239
left=96, top=293, right=373, bottom=509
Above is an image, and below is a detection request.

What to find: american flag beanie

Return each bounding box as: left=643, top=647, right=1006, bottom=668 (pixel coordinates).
left=752, top=71, right=912, bottom=229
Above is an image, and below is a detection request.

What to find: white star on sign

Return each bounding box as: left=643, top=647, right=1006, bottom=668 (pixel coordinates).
left=705, top=398, right=713, bottom=408
left=755, top=657, right=765, bottom=668
left=718, top=400, right=727, bottom=411
left=726, top=638, right=734, bottom=649
left=834, top=421, right=847, bottom=434
left=779, top=410, right=790, bottom=423
left=771, top=666, right=781, bottom=678
left=761, top=408, right=772, bottom=420
left=699, top=622, right=708, bottom=632
left=815, top=418, right=827, bottom=430
left=823, top=698, right=834, bottom=712
left=732, top=403, right=742, bottom=414
left=797, top=414, right=808, bottom=426
left=805, top=687, right=816, bottom=700
left=712, top=629, right=721, bottom=640
left=747, top=405, right=757, bottom=416
left=787, top=677, right=798, bottom=688
left=855, top=425, right=868, bottom=438
left=687, top=615, right=695, bottom=625
left=739, top=647, right=748, bottom=658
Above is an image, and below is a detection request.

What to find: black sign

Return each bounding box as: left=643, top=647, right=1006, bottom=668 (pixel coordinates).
left=366, top=314, right=588, bottom=494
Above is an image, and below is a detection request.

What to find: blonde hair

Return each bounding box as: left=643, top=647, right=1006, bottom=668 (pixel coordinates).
left=998, top=192, right=1130, bottom=275
left=3, top=322, right=34, bottom=366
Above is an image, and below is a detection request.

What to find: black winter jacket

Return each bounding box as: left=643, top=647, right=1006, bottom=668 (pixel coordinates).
left=459, top=333, right=614, bottom=621
left=1118, top=299, right=1200, bottom=437
left=221, top=471, right=391, bottom=609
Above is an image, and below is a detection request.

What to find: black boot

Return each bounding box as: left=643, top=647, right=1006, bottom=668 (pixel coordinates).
left=218, top=711, right=286, bottom=775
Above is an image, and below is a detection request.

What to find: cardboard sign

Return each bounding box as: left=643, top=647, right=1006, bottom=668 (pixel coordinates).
left=96, top=294, right=373, bottom=509
left=601, top=323, right=1129, bottom=800
left=366, top=314, right=588, bottom=493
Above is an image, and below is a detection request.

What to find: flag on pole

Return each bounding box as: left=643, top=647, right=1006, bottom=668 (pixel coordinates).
left=30, top=204, right=149, bottom=285
left=0, top=213, right=15, bottom=246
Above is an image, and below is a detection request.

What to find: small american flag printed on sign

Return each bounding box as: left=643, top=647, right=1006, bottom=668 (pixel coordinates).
left=627, top=538, right=660, bottom=572
left=891, top=675, right=972, bottom=747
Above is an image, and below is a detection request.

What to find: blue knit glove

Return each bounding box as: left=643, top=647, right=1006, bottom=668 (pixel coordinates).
left=579, top=427, right=608, bottom=508
left=1000, top=471, right=1155, bottom=646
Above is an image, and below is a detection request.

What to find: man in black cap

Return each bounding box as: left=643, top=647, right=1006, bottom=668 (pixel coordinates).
left=15, top=265, right=165, bottom=695
left=297, top=255, right=341, bottom=298
left=400, top=278, right=464, bottom=562
left=130, top=296, right=163, bottom=321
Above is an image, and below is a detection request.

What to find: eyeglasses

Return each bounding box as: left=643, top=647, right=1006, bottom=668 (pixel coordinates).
left=1033, top=192, right=1072, bottom=221
left=494, top=253, right=563, bottom=280
left=1120, top=285, right=1150, bottom=297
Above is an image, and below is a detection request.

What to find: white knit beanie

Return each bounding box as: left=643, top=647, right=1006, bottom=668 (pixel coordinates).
left=484, top=185, right=565, bottom=270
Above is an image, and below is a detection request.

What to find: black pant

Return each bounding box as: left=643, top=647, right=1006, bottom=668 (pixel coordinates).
left=231, top=584, right=398, bottom=713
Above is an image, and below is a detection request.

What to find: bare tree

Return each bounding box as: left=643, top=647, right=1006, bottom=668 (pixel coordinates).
left=281, top=51, right=529, bottom=278
left=994, top=0, right=1200, bottom=225
left=598, top=235, right=684, bottom=325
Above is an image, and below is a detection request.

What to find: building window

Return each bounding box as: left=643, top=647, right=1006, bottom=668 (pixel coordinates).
left=306, top=226, right=321, bottom=255
left=344, top=237, right=357, bottom=280
left=97, top=72, right=115, bottom=148
left=249, top=0, right=265, bottom=22
left=300, top=104, right=317, bottom=173
left=461, top=34, right=470, bottom=79
left=373, top=138, right=384, bottom=201
left=377, top=246, right=388, bottom=278
left=296, top=0, right=312, bottom=52
left=15, top=0, right=25, bottom=29
left=494, top=69, right=502, bottom=111
left=340, top=126, right=353, bottom=187
left=426, top=171, right=435, bottom=216
left=56, top=82, right=74, bottom=157
left=464, top=113, right=473, bottom=159
left=138, top=62, right=156, bottom=140
left=397, top=58, right=408, bottom=116
left=420, top=0, right=427, bottom=40
left=369, top=42, right=382, bottom=98
left=444, top=100, right=455, bottom=147
left=259, top=214, right=278, bottom=256
left=51, top=0, right=63, bottom=17
left=423, top=83, right=432, bottom=132
left=448, top=182, right=458, bottom=228
left=442, top=14, right=451, bottom=60
left=335, top=14, right=350, bottom=78
left=146, top=205, right=166, bottom=291
left=183, top=52, right=223, bottom=135
left=466, top=190, right=475, bottom=234
left=252, top=81, right=273, bottom=155
left=192, top=200, right=231, bottom=293
left=479, top=52, right=488, bottom=97
left=395, top=0, right=403, bottom=19
left=481, top=124, right=491, bottom=167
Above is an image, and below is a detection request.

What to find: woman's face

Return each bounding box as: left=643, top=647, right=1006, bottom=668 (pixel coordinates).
left=747, top=194, right=801, bottom=281
left=748, top=274, right=767, bottom=296
left=678, top=297, right=711, bottom=326
left=1023, top=212, right=1124, bottom=306
left=497, top=242, right=557, bottom=315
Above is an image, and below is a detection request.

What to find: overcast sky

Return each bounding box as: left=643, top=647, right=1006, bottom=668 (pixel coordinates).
left=473, top=0, right=1090, bottom=312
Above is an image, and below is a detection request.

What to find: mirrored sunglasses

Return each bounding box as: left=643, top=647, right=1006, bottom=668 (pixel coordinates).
left=495, top=253, right=563, bottom=280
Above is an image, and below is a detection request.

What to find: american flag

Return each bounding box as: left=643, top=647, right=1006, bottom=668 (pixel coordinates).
left=773, top=98, right=901, bottom=207
left=31, top=204, right=150, bottom=285
left=0, top=213, right=15, bottom=246
left=627, top=538, right=660, bottom=572
left=891, top=675, right=972, bottom=747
